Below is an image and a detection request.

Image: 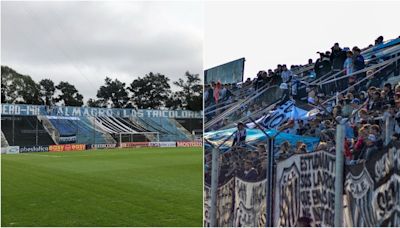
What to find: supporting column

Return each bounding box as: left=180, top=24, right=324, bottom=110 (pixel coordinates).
left=210, top=147, right=219, bottom=227
left=334, top=117, right=345, bottom=227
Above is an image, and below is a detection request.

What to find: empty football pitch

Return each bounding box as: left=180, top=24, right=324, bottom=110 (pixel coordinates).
left=1, top=147, right=202, bottom=227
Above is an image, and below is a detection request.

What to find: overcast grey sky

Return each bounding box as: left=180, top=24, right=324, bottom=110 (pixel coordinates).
left=204, top=1, right=400, bottom=80
left=1, top=1, right=203, bottom=101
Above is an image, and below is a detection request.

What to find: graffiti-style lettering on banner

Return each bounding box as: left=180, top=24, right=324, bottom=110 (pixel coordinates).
left=274, top=150, right=336, bottom=227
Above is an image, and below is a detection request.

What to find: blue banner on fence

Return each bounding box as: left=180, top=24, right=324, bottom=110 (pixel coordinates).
left=204, top=127, right=320, bottom=151
left=1, top=103, right=202, bottom=119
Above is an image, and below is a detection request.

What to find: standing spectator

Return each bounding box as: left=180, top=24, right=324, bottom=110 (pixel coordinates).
left=375, top=36, right=384, bottom=45
left=361, top=134, right=378, bottom=160
left=343, top=51, right=354, bottom=75
left=314, top=52, right=332, bottom=78
left=277, top=141, right=292, bottom=159
left=219, top=83, right=227, bottom=101
left=281, top=64, right=293, bottom=83
left=232, top=122, right=247, bottom=147
left=330, top=43, right=347, bottom=71
left=214, top=81, right=222, bottom=104
left=383, top=83, right=395, bottom=105
left=241, top=160, right=258, bottom=181
left=353, top=47, right=365, bottom=79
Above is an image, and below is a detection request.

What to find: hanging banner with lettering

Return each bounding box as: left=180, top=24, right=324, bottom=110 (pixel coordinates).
left=203, top=178, right=235, bottom=227
left=234, top=178, right=266, bottom=227
left=1, top=103, right=202, bottom=119
left=204, top=128, right=319, bottom=152
left=273, top=150, right=336, bottom=227
left=246, top=100, right=319, bottom=130
left=344, top=141, right=400, bottom=227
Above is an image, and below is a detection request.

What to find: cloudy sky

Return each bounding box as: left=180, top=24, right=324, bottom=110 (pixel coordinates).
left=1, top=1, right=203, bottom=101
left=204, top=1, right=400, bottom=80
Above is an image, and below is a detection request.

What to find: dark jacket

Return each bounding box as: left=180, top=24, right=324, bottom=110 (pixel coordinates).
left=330, top=48, right=347, bottom=70
left=243, top=168, right=258, bottom=181
left=315, top=57, right=331, bottom=78
left=353, top=55, right=365, bottom=72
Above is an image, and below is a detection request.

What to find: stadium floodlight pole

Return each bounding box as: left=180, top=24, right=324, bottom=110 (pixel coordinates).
left=334, top=116, right=345, bottom=227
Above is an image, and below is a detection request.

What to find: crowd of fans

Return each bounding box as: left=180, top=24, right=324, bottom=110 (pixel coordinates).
left=205, top=35, right=400, bottom=184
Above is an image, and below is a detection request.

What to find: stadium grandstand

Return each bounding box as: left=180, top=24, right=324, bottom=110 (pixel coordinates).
left=204, top=36, right=400, bottom=227
left=1, top=104, right=202, bottom=151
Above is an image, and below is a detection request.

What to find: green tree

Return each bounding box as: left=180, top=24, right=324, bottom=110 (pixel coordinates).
left=128, top=72, right=171, bottom=109
left=1, top=66, right=42, bottom=104
left=86, top=98, right=107, bottom=108
left=173, top=71, right=202, bottom=111
left=165, top=92, right=183, bottom=110
left=39, top=79, right=56, bottom=106
left=96, top=77, right=129, bottom=108
left=55, top=81, right=84, bottom=106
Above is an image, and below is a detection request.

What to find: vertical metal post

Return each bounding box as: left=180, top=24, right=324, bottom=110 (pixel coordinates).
left=12, top=114, right=15, bottom=145
left=266, top=137, right=275, bottom=227
left=119, top=133, right=122, bottom=148
left=210, top=147, right=219, bottom=227
left=36, top=117, right=39, bottom=145
left=93, top=117, right=96, bottom=145
left=334, top=117, right=345, bottom=227
left=385, top=114, right=393, bottom=146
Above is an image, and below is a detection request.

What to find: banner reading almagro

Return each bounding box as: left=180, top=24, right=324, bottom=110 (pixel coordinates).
left=344, top=141, right=400, bottom=227
left=1, top=103, right=202, bottom=119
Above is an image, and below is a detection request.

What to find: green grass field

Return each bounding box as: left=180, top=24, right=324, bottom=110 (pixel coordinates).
left=1, top=147, right=202, bottom=227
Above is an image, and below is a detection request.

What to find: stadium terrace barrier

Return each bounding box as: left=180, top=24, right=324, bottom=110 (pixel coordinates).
left=19, top=145, right=49, bottom=153
left=120, top=142, right=149, bottom=148
left=177, top=140, right=203, bottom=147
left=90, top=144, right=117, bottom=149
left=1, top=146, right=20, bottom=154
left=49, top=144, right=86, bottom=152
left=148, top=142, right=177, bottom=147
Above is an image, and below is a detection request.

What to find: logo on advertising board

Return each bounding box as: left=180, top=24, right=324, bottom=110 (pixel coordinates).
left=121, top=142, right=149, bottom=148
left=59, top=135, right=77, bottom=143
left=177, top=141, right=202, bottom=147
left=6, top=146, right=20, bottom=154
left=90, top=144, right=117, bottom=149
left=159, top=142, right=176, bottom=147
left=49, top=144, right=86, bottom=152
left=148, top=142, right=177, bottom=147
left=49, top=145, right=65, bottom=152
left=19, top=145, right=49, bottom=153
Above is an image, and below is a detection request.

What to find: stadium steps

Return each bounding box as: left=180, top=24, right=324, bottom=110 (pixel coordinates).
left=1, top=131, right=9, bottom=147
left=168, top=118, right=193, bottom=140
left=1, top=115, right=55, bottom=146
left=127, top=117, right=159, bottom=141
left=38, top=115, right=60, bottom=144
left=135, top=116, right=190, bottom=141
left=205, top=85, right=282, bottom=131
left=86, top=116, right=117, bottom=144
